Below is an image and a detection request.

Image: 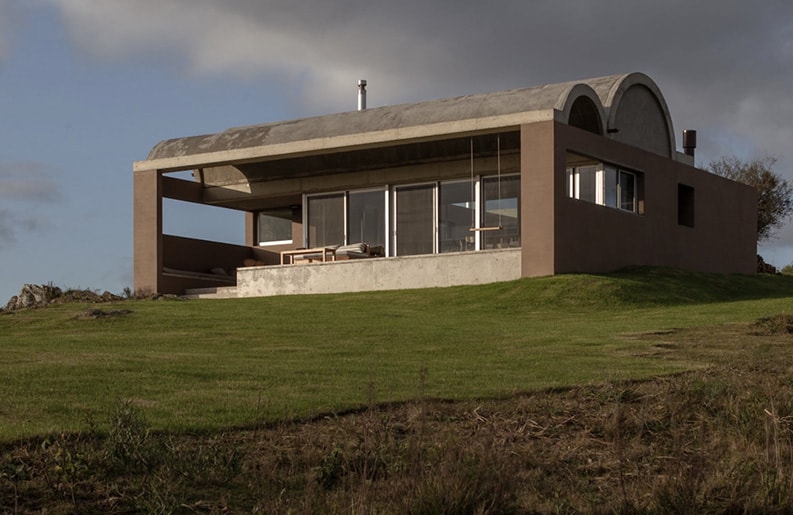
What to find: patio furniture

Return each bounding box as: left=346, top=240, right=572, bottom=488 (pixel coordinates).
left=280, top=246, right=338, bottom=265
left=335, top=242, right=371, bottom=259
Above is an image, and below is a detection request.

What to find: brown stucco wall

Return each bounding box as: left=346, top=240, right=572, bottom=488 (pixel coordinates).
left=133, top=169, right=162, bottom=295
left=162, top=235, right=252, bottom=273
left=159, top=236, right=243, bottom=293
left=519, top=122, right=556, bottom=276
left=544, top=121, right=756, bottom=275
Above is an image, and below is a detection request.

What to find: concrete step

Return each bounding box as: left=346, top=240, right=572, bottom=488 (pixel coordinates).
left=183, top=286, right=238, bottom=299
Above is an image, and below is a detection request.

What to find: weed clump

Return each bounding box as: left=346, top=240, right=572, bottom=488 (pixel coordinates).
left=752, top=313, right=793, bottom=335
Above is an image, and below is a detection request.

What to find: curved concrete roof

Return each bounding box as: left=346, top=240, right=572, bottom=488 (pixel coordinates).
left=138, top=72, right=675, bottom=171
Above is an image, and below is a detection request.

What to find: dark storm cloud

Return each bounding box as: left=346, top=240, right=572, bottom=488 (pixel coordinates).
left=44, top=0, right=793, bottom=257
left=47, top=1, right=793, bottom=107
left=48, top=1, right=793, bottom=160
left=219, top=1, right=791, bottom=88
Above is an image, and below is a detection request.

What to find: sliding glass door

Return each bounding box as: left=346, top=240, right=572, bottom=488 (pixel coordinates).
left=305, top=176, right=520, bottom=255
left=348, top=190, right=386, bottom=249
left=307, top=189, right=387, bottom=249
left=439, top=180, right=476, bottom=253
left=307, top=194, right=344, bottom=247
left=395, top=185, right=435, bottom=256
left=481, top=175, right=521, bottom=249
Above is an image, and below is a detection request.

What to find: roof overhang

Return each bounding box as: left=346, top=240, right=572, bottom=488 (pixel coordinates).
left=133, top=109, right=559, bottom=173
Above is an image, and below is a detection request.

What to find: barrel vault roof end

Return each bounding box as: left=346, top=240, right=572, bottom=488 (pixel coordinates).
left=144, top=73, right=661, bottom=166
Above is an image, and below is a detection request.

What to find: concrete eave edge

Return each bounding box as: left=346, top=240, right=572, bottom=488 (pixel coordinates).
left=133, top=109, right=558, bottom=173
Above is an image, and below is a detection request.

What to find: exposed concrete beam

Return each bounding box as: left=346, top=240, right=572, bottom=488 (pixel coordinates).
left=162, top=175, right=203, bottom=203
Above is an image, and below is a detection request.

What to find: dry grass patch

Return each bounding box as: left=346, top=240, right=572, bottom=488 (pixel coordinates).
left=3, top=318, right=793, bottom=513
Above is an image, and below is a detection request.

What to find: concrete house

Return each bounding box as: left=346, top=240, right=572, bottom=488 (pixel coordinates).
left=133, top=72, right=757, bottom=298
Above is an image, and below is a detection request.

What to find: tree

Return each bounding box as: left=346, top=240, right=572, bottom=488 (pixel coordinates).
left=707, top=155, right=793, bottom=242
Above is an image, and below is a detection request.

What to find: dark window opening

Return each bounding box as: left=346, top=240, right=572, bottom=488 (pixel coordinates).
left=568, top=97, right=603, bottom=135
left=678, top=184, right=695, bottom=227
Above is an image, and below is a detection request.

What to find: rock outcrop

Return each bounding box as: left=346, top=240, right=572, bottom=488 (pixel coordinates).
left=4, top=284, right=62, bottom=311
left=3, top=284, right=123, bottom=311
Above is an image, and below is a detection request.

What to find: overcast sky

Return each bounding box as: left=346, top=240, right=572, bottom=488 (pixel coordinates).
left=1, top=0, right=792, bottom=302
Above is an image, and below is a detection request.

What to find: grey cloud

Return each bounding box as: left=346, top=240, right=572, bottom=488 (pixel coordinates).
left=44, top=1, right=793, bottom=107
left=0, top=210, right=15, bottom=249
left=44, top=1, right=793, bottom=162
left=0, top=162, right=60, bottom=248
left=0, top=2, right=13, bottom=61
left=0, top=162, right=61, bottom=203
left=44, top=1, right=793, bottom=148
left=18, top=215, right=51, bottom=233
left=0, top=209, right=53, bottom=251
left=0, top=0, right=29, bottom=61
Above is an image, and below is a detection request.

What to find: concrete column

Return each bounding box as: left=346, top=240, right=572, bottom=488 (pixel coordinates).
left=133, top=169, right=163, bottom=295
left=520, top=121, right=557, bottom=277
left=245, top=212, right=255, bottom=247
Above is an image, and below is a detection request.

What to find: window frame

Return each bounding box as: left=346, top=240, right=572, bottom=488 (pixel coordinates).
left=567, top=163, right=640, bottom=215
left=303, top=175, right=521, bottom=257
left=304, top=187, right=389, bottom=249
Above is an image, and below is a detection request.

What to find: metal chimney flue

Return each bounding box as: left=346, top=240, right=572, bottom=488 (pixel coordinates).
left=683, top=129, right=697, bottom=157
left=358, top=79, right=367, bottom=111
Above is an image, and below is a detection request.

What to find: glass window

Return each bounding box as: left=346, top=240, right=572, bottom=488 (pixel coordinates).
left=619, top=171, right=636, bottom=212
left=439, top=181, right=476, bottom=253
left=307, top=194, right=344, bottom=247
left=395, top=185, right=435, bottom=256
left=603, top=166, right=618, bottom=208
left=579, top=166, right=597, bottom=203
left=348, top=190, right=386, bottom=248
left=305, top=175, right=522, bottom=257
left=481, top=175, right=521, bottom=249
left=567, top=165, right=598, bottom=203
left=257, top=209, right=293, bottom=245
left=567, top=164, right=639, bottom=214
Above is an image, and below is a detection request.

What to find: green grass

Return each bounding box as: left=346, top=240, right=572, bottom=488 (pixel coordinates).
left=1, top=268, right=792, bottom=442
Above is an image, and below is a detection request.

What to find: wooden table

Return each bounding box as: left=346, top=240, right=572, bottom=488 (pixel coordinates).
left=280, top=247, right=337, bottom=265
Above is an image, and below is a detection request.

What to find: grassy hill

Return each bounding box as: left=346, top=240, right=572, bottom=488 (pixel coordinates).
left=1, top=268, right=792, bottom=441
left=1, top=269, right=792, bottom=512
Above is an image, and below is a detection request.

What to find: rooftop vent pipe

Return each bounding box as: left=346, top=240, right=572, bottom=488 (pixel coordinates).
left=358, top=79, right=367, bottom=111
left=683, top=129, right=697, bottom=158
